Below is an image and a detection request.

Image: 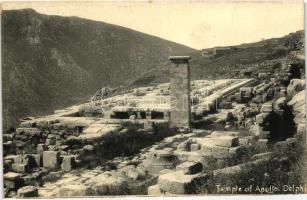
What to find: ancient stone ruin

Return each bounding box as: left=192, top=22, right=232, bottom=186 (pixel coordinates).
left=169, top=56, right=191, bottom=128
left=3, top=55, right=306, bottom=197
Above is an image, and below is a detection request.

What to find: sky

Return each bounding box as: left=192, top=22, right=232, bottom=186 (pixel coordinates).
left=2, top=0, right=304, bottom=50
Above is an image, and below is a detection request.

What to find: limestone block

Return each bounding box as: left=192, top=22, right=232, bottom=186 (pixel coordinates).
left=174, top=151, right=203, bottom=163
left=3, top=134, right=13, bottom=142
left=158, top=171, right=200, bottom=194
left=176, top=162, right=203, bottom=174
left=251, top=152, right=273, bottom=160
left=261, top=103, right=273, bottom=113
left=16, top=128, right=40, bottom=136
left=17, top=186, right=38, bottom=197
left=83, top=144, right=94, bottom=151
left=19, top=121, right=33, bottom=128
left=12, top=163, right=28, bottom=173
left=211, top=136, right=239, bottom=147
left=61, top=155, right=76, bottom=172
left=59, top=184, right=92, bottom=197
left=196, top=138, right=230, bottom=159
left=148, top=184, right=163, bottom=196
left=15, top=155, right=24, bottom=164
left=119, top=165, right=145, bottom=180
left=43, top=151, right=60, bottom=169
left=211, top=131, right=239, bottom=137
left=86, top=173, right=127, bottom=195
left=4, top=172, right=23, bottom=189
left=4, top=159, right=13, bottom=172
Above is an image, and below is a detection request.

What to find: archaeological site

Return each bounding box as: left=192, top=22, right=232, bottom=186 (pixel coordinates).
left=1, top=2, right=306, bottom=198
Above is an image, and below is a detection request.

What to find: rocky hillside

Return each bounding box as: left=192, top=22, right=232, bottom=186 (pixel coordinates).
left=131, top=30, right=304, bottom=86
left=2, top=9, right=195, bottom=131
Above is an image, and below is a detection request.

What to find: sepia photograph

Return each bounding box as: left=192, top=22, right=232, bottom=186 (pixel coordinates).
left=1, top=0, right=306, bottom=198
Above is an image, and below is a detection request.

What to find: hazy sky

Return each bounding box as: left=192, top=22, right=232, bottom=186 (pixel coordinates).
left=2, top=0, right=304, bottom=50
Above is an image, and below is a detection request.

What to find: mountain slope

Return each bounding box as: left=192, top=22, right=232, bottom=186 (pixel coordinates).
left=2, top=9, right=196, bottom=131
left=131, top=30, right=304, bottom=86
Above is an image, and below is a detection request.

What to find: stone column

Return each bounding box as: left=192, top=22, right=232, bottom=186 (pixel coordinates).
left=168, top=56, right=191, bottom=128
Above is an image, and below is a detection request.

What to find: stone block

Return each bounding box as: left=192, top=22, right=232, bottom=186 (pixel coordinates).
left=174, top=151, right=202, bottom=163
left=3, top=134, right=12, bottom=142
left=83, top=144, right=94, bottom=152
left=211, top=136, right=239, bottom=147
left=176, top=162, right=203, bottom=174
left=190, top=143, right=200, bottom=151
left=239, top=136, right=254, bottom=145
left=261, top=103, right=273, bottom=113
left=211, top=131, right=239, bottom=137
left=59, top=184, right=92, bottom=196
left=4, top=159, right=13, bottom=172
left=158, top=171, right=200, bottom=194
left=16, top=128, right=40, bottom=136
left=196, top=138, right=230, bottom=159
left=12, top=163, right=29, bottom=173
left=15, top=155, right=24, bottom=164
left=119, top=165, right=145, bottom=180
left=61, top=155, right=76, bottom=172
left=148, top=184, right=163, bottom=196
left=251, top=152, right=273, bottom=160
left=86, top=173, right=127, bottom=195
left=43, top=151, right=60, bottom=169
left=17, top=186, right=38, bottom=197
left=4, top=172, right=23, bottom=189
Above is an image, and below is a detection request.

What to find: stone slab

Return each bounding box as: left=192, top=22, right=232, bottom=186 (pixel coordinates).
left=158, top=171, right=200, bottom=194
left=43, top=151, right=60, bottom=169
left=61, top=156, right=76, bottom=172
left=17, top=186, right=38, bottom=197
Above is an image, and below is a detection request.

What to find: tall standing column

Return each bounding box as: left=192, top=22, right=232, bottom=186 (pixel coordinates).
left=168, top=56, right=191, bottom=128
